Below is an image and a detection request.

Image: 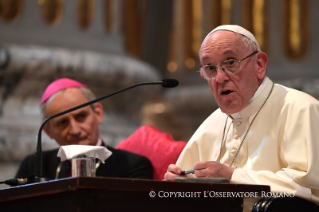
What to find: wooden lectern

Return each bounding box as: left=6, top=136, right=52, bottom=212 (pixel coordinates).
left=0, top=177, right=270, bottom=212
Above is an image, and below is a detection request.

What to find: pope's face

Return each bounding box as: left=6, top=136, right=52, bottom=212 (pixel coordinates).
left=199, top=31, right=267, bottom=114
left=43, top=88, right=103, bottom=146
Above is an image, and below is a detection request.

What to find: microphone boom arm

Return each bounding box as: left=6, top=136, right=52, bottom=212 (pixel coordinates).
left=34, top=80, right=165, bottom=179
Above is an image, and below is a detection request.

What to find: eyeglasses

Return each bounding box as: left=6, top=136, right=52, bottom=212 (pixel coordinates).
left=199, top=51, right=258, bottom=79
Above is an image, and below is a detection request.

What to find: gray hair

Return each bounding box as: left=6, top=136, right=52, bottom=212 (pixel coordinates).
left=241, top=35, right=260, bottom=52
left=41, top=87, right=97, bottom=121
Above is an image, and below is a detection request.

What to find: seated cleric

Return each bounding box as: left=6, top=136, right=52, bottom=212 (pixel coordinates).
left=16, top=78, right=153, bottom=180
left=164, top=25, right=319, bottom=210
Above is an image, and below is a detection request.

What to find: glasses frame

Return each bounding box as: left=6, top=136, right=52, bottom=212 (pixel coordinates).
left=199, top=51, right=258, bottom=79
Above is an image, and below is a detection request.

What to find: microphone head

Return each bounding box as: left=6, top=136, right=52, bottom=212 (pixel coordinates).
left=162, top=79, right=179, bottom=88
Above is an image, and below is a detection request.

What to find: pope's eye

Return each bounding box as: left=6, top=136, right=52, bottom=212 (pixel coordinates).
left=224, top=59, right=237, bottom=66
left=206, top=65, right=216, bottom=71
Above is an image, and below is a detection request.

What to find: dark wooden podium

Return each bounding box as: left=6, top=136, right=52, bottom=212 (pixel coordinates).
left=0, top=177, right=270, bottom=212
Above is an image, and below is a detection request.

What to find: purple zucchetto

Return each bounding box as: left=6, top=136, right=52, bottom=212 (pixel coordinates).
left=40, top=78, right=87, bottom=105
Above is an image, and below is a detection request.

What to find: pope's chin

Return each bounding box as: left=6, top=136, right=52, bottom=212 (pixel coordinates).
left=219, top=104, right=242, bottom=115
left=217, top=98, right=243, bottom=115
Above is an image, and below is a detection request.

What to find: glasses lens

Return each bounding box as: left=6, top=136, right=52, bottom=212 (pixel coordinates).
left=222, top=59, right=239, bottom=73
left=199, top=69, right=206, bottom=79
left=203, top=65, right=216, bottom=78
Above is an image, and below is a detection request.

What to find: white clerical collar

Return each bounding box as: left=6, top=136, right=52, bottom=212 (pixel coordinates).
left=230, top=76, right=268, bottom=119
left=250, top=76, right=268, bottom=103
left=96, top=138, right=103, bottom=146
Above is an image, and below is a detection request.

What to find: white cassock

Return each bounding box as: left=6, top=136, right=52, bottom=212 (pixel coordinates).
left=176, top=76, right=319, bottom=211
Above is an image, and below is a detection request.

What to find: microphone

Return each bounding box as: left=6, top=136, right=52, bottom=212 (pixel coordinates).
left=162, top=79, right=179, bottom=88
left=0, top=177, right=29, bottom=186
left=29, top=79, right=179, bottom=183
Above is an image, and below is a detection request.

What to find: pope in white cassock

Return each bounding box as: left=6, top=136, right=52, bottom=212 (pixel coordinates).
left=164, top=25, right=319, bottom=212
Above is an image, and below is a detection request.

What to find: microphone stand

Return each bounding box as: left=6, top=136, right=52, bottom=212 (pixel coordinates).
left=32, top=80, right=177, bottom=183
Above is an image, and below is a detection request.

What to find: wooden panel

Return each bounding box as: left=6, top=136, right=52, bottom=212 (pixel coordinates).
left=0, top=177, right=270, bottom=212
left=283, top=0, right=309, bottom=60
left=243, top=0, right=269, bottom=53
left=0, top=0, right=23, bottom=22
left=76, top=0, right=95, bottom=30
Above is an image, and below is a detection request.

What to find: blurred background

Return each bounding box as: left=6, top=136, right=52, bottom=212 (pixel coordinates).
left=0, top=0, right=318, bottom=187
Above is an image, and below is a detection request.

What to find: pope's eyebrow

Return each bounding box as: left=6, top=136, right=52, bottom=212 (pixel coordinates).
left=200, top=49, right=238, bottom=63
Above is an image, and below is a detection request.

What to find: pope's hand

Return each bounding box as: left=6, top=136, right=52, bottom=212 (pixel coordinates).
left=193, top=161, right=234, bottom=180
left=163, top=164, right=193, bottom=181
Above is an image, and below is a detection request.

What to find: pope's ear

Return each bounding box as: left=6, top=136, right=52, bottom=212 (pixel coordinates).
left=256, top=52, right=268, bottom=80
left=43, top=124, right=54, bottom=139
left=94, top=103, right=104, bottom=124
